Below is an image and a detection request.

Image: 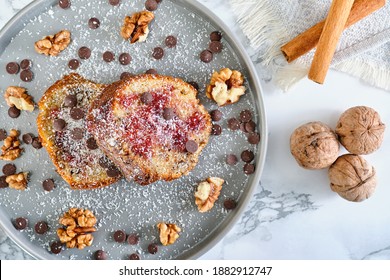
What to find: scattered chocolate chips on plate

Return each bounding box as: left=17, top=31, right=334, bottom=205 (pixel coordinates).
left=210, top=109, right=222, bottom=122
left=0, top=176, right=8, bottom=188
left=0, top=129, right=7, bottom=141
left=120, top=72, right=133, bottom=80
left=88, top=17, right=100, bottom=29
left=119, top=53, right=131, bottom=65
left=34, top=221, right=48, bottom=234
left=145, top=68, right=158, bottom=75
left=103, top=51, right=115, bottom=62
left=58, top=0, right=71, bottom=9
left=165, top=35, right=177, bottom=48
left=127, top=233, right=139, bottom=245
left=20, top=59, right=32, bottom=70
left=200, top=50, right=213, bottom=63
left=145, top=0, right=158, bottom=11
left=32, top=137, right=43, bottom=149
left=50, top=241, right=62, bottom=254
left=241, top=150, right=254, bottom=163
left=8, top=106, right=21, bottom=118
left=42, top=179, right=55, bottom=192
left=209, top=41, right=223, bottom=53
left=224, top=199, right=237, bottom=210
left=6, top=62, right=19, bottom=74
left=78, top=46, right=91, bottom=59
left=22, top=133, right=35, bottom=144
left=148, top=243, right=158, bottom=254
left=129, top=253, right=140, bottom=260
left=2, top=163, right=16, bottom=176
left=227, top=118, right=240, bottom=130
left=94, top=250, right=107, bottom=260
left=211, top=124, right=222, bottom=135
left=113, top=230, right=126, bottom=243
left=109, top=0, right=120, bottom=6
left=14, top=217, right=28, bottom=230
left=226, top=154, right=238, bottom=166
left=243, top=163, right=255, bottom=175
left=20, top=69, right=34, bottom=82
left=152, top=47, right=164, bottom=60
left=210, top=31, right=222, bottom=41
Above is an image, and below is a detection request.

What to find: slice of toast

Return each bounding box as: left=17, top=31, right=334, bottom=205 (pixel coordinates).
left=37, top=73, right=121, bottom=190
left=87, top=74, right=212, bottom=185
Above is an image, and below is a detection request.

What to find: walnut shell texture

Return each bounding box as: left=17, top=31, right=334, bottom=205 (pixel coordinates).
left=290, top=121, right=340, bottom=169
left=336, top=106, right=385, bottom=155
left=328, top=154, right=376, bottom=202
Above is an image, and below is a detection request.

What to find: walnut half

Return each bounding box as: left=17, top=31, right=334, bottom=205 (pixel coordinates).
left=0, top=129, right=23, bottom=161
left=206, top=68, right=246, bottom=106
left=194, top=177, right=225, bottom=213
left=57, top=208, right=97, bottom=250
left=157, top=222, right=181, bottom=246
left=6, top=172, right=29, bottom=191
left=34, top=30, right=71, bottom=56
left=4, top=86, right=35, bottom=112
left=120, top=11, right=154, bottom=44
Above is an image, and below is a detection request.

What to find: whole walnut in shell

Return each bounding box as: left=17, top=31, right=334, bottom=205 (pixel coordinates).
left=336, top=106, right=385, bottom=155
left=290, top=121, right=340, bottom=169
left=328, top=154, right=376, bottom=202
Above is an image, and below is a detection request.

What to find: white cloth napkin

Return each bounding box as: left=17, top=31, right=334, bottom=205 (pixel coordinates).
left=229, top=0, right=390, bottom=91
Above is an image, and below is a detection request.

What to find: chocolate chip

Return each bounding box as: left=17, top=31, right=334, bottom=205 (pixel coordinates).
left=224, top=198, right=237, bottom=210
left=113, top=230, right=126, bottom=243
left=210, top=109, right=222, bottom=122
left=244, top=163, right=255, bottom=175
left=185, top=140, right=198, bottom=153
left=248, top=132, right=260, bottom=145
left=50, top=241, right=62, bottom=254
left=145, top=0, right=158, bottom=11
left=20, top=69, right=34, bottom=82
left=188, top=81, right=199, bottom=91
left=145, top=69, right=158, bottom=75
left=0, top=129, right=7, bottom=141
left=127, top=233, right=139, bottom=245
left=148, top=243, right=158, bottom=254
left=22, top=133, right=34, bottom=144
left=210, top=31, right=222, bottom=41
left=20, top=59, right=32, bottom=70
left=129, top=253, right=140, bottom=260
left=99, top=157, right=111, bottom=169
left=165, top=35, right=177, bottom=48
left=209, top=41, right=223, bottom=53
left=68, top=59, right=80, bottom=70
left=6, top=62, right=19, bottom=74
left=58, top=0, right=70, bottom=9
left=64, top=94, right=77, bottom=108
left=108, top=0, right=120, bottom=6
left=94, top=250, right=107, bottom=260
left=8, top=106, right=21, bottom=118
left=120, top=72, right=133, bottom=80
left=211, top=124, right=222, bottom=135
left=107, top=165, right=121, bottom=178
left=239, top=110, right=252, bottom=122
left=35, top=221, right=48, bottom=234
left=2, top=164, right=16, bottom=176
left=71, top=128, right=84, bottom=140
left=241, top=150, right=254, bottom=163
left=88, top=17, right=100, bottom=29
left=14, top=217, right=28, bottom=230
left=163, top=108, right=175, bottom=120
left=78, top=46, right=91, bottom=59
left=141, top=92, right=153, bottom=104
left=0, top=176, right=8, bottom=188
left=53, top=119, right=67, bottom=131
left=245, top=121, right=256, bottom=133
left=42, top=179, right=55, bottom=192
left=103, top=51, right=114, bottom=62
left=86, top=137, right=98, bottom=150
left=152, top=47, right=164, bottom=60
left=119, top=53, right=131, bottom=65
left=227, top=118, right=240, bottom=130
left=32, top=137, right=43, bottom=149
left=226, top=154, right=238, bottom=165
left=70, top=107, right=84, bottom=120
left=200, top=50, right=213, bottom=63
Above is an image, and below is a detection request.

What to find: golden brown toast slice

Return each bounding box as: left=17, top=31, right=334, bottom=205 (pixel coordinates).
left=37, top=73, right=121, bottom=189
left=87, top=74, right=212, bottom=185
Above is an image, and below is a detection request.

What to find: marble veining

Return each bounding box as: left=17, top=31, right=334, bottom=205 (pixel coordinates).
left=1, top=0, right=390, bottom=260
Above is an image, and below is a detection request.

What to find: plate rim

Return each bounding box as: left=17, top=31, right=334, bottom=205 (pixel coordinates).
left=0, top=0, right=268, bottom=260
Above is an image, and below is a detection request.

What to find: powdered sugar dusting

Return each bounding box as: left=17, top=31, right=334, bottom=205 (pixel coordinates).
left=0, top=0, right=261, bottom=259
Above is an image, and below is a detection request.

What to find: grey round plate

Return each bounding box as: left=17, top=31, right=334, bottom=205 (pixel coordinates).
left=0, top=0, right=267, bottom=259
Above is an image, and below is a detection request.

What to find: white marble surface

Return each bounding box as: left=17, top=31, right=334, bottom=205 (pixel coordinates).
left=1, top=0, right=390, bottom=260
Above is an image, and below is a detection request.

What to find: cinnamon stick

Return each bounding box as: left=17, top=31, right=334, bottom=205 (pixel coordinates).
left=281, top=0, right=385, bottom=63
left=308, top=0, right=355, bottom=84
